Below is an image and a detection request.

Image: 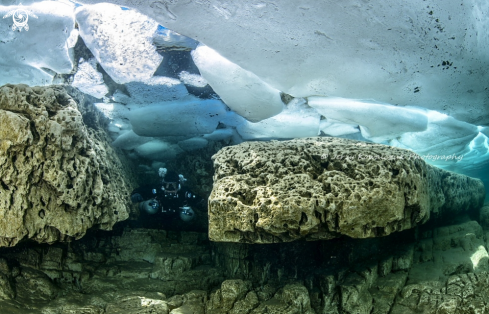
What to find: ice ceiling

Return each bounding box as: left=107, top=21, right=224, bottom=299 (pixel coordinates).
left=1, top=0, right=489, bottom=186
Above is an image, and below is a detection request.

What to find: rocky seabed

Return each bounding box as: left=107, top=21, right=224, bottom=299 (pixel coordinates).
left=0, top=212, right=487, bottom=313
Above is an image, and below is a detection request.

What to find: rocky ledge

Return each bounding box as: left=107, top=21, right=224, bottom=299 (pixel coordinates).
left=0, top=84, right=134, bottom=247
left=0, top=218, right=488, bottom=313
left=209, top=138, right=485, bottom=243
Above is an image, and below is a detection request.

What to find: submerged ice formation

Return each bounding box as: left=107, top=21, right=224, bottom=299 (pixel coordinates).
left=236, top=98, right=320, bottom=140
left=75, top=3, right=162, bottom=84
left=319, top=120, right=359, bottom=137
left=76, top=2, right=489, bottom=174
left=123, top=77, right=189, bottom=104
left=191, top=45, right=284, bottom=122
left=135, top=140, right=182, bottom=161
left=391, top=110, right=481, bottom=161
left=62, top=0, right=489, bottom=178
left=72, top=58, right=108, bottom=98
left=0, top=2, right=76, bottom=86
left=89, top=0, right=489, bottom=126
left=0, top=1, right=487, bottom=177
left=308, top=97, right=429, bottom=142
left=153, top=25, right=199, bottom=51
left=128, top=98, right=228, bottom=137
left=111, top=130, right=152, bottom=150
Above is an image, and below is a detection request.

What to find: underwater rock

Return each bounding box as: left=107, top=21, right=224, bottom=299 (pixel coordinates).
left=0, top=222, right=487, bottom=313
left=209, top=137, right=485, bottom=243
left=0, top=84, right=133, bottom=247
left=0, top=228, right=222, bottom=312
left=369, top=271, right=408, bottom=314
left=0, top=273, right=14, bottom=300
left=410, top=220, right=489, bottom=282
left=339, top=272, right=374, bottom=314
left=169, top=291, right=208, bottom=314
left=480, top=205, right=489, bottom=230
left=206, top=280, right=315, bottom=314
left=392, top=272, right=489, bottom=313
left=15, top=267, right=59, bottom=302
left=104, top=295, right=170, bottom=313
left=250, top=283, right=316, bottom=314
left=206, top=279, right=253, bottom=313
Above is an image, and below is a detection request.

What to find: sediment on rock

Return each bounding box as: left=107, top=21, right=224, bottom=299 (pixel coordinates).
left=0, top=84, right=135, bottom=247
left=209, top=138, right=485, bottom=243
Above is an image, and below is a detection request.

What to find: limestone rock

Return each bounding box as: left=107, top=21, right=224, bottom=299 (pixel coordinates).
left=229, top=291, right=260, bottom=314
left=480, top=205, right=489, bottom=229
left=206, top=279, right=252, bottom=313
left=207, top=281, right=314, bottom=314
left=369, top=271, right=408, bottom=314
left=15, top=267, right=59, bottom=302
left=0, top=84, right=133, bottom=247
left=110, top=228, right=172, bottom=264
left=410, top=220, right=489, bottom=284
left=250, top=283, right=316, bottom=314
left=2, top=220, right=489, bottom=313
left=0, top=273, right=14, bottom=300
left=339, top=272, right=373, bottom=314
left=105, top=295, right=170, bottom=314
left=392, top=272, right=489, bottom=314
left=151, top=252, right=199, bottom=280
left=168, top=290, right=207, bottom=314
left=386, top=219, right=489, bottom=313
left=209, top=138, right=485, bottom=243
left=392, top=245, right=414, bottom=272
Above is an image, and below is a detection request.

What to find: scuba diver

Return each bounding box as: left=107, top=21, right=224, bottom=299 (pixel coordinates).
left=130, top=168, right=202, bottom=225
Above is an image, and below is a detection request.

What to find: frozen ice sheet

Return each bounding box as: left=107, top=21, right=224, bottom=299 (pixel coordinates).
left=129, top=98, right=227, bottom=137
left=72, top=58, right=108, bottom=99
left=75, top=3, right=162, bottom=84
left=178, top=137, right=208, bottom=151
left=0, top=2, right=75, bottom=85
left=135, top=139, right=183, bottom=161
left=308, top=97, right=428, bottom=142
left=236, top=100, right=320, bottom=140
left=192, top=45, right=284, bottom=122
left=111, top=130, right=152, bottom=150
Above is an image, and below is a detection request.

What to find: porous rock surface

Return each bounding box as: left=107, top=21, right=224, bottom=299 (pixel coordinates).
left=209, top=138, right=485, bottom=243
left=0, top=84, right=133, bottom=247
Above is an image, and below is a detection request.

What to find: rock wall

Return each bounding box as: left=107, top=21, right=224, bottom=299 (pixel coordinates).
left=0, top=226, right=410, bottom=313
left=0, top=228, right=223, bottom=313
left=0, top=84, right=134, bottom=247
left=209, top=138, right=485, bottom=243
left=0, top=218, right=486, bottom=313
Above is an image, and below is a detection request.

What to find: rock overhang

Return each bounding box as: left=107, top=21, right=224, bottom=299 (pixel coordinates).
left=208, top=138, right=485, bottom=243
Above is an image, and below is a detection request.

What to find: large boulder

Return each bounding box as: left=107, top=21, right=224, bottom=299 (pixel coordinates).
left=0, top=84, right=133, bottom=247
left=209, top=138, right=485, bottom=243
